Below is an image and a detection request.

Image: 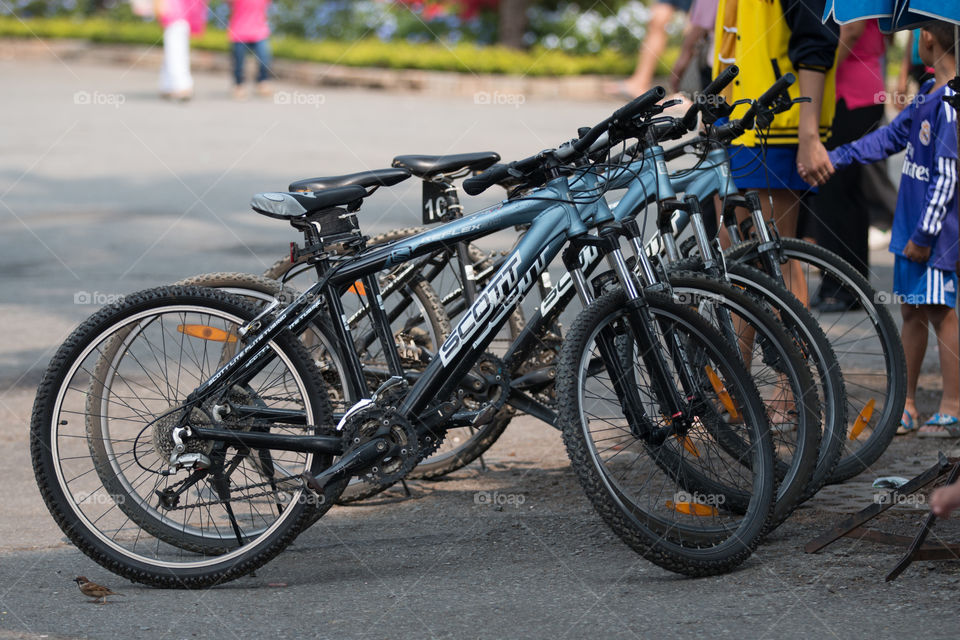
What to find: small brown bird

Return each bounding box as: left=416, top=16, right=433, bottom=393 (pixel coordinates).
left=74, top=576, right=122, bottom=604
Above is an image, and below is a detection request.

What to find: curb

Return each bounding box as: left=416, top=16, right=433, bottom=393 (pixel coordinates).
left=0, top=37, right=622, bottom=101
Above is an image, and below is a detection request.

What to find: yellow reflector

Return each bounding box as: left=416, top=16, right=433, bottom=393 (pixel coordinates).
left=177, top=324, right=237, bottom=343
left=666, top=500, right=718, bottom=517
left=675, top=435, right=701, bottom=457
left=348, top=280, right=367, bottom=296
left=704, top=365, right=739, bottom=419
left=849, top=398, right=876, bottom=440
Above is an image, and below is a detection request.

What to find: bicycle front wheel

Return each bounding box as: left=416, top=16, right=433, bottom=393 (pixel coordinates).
left=557, top=290, right=775, bottom=576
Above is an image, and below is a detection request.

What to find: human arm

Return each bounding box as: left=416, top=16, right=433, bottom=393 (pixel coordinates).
left=671, top=25, right=711, bottom=92
left=836, top=21, right=866, bottom=67
left=827, top=105, right=914, bottom=170
left=796, top=69, right=834, bottom=186
left=782, top=0, right=840, bottom=186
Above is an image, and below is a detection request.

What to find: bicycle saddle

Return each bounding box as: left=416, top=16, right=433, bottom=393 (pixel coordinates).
left=288, top=168, right=411, bottom=192
left=391, top=152, right=500, bottom=178
left=250, top=185, right=367, bottom=220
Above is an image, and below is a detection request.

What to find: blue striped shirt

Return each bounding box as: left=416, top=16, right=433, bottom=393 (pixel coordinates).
left=830, top=79, right=958, bottom=271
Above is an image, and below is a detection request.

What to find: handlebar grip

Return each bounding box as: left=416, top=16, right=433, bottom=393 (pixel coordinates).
left=681, top=65, right=739, bottom=131
left=701, top=65, right=739, bottom=100
left=610, top=86, right=667, bottom=125
left=756, top=72, right=795, bottom=109
left=462, top=163, right=513, bottom=196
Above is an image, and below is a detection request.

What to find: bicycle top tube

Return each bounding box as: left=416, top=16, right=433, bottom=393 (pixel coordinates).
left=398, top=174, right=600, bottom=416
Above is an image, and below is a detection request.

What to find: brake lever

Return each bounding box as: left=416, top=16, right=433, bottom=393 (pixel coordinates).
left=701, top=97, right=741, bottom=124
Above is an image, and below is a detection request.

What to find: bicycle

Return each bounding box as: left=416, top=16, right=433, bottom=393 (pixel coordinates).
left=32, top=87, right=777, bottom=585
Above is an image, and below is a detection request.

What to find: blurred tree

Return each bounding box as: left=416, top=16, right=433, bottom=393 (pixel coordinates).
left=497, top=0, right=527, bottom=48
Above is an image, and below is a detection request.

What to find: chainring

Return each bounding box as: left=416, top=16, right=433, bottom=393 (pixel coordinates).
left=340, top=404, right=420, bottom=487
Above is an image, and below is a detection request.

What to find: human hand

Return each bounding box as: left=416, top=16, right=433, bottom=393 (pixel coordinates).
left=893, top=83, right=909, bottom=112
left=930, top=482, right=960, bottom=518
left=796, top=137, right=834, bottom=187
left=904, top=240, right=931, bottom=263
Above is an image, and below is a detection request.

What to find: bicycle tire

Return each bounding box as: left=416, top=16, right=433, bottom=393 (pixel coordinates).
left=668, top=271, right=820, bottom=532
left=557, top=289, right=775, bottom=576
left=31, top=286, right=343, bottom=588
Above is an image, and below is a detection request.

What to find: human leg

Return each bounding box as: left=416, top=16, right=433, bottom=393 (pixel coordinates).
left=622, top=2, right=676, bottom=97
left=161, top=20, right=192, bottom=98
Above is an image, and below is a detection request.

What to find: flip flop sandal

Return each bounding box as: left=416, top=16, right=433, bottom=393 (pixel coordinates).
left=918, top=414, right=960, bottom=438
left=896, top=410, right=916, bottom=435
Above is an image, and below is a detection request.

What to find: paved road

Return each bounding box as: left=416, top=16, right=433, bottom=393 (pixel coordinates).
left=2, top=57, right=957, bottom=640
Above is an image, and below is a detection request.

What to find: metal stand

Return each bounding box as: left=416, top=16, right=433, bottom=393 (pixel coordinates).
left=804, top=452, right=960, bottom=581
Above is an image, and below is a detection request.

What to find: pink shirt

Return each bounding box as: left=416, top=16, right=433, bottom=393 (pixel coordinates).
left=160, top=0, right=207, bottom=35
left=229, top=0, right=270, bottom=43
left=836, top=20, right=886, bottom=110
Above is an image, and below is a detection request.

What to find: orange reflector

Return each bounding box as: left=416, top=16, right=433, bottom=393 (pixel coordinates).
left=348, top=280, right=367, bottom=296
left=704, top=365, right=739, bottom=419
left=849, top=398, right=876, bottom=440
left=666, top=500, right=718, bottom=517
left=675, top=435, right=701, bottom=457
left=177, top=324, right=237, bottom=343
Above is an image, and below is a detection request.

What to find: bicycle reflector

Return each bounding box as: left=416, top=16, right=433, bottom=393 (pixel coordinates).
left=347, top=280, right=366, bottom=296
left=665, top=500, right=718, bottom=517
left=849, top=398, right=876, bottom=440
left=704, top=365, right=739, bottom=419
left=675, top=435, right=701, bottom=458
left=177, top=324, right=238, bottom=343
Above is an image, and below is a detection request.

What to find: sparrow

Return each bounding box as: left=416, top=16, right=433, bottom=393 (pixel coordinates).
left=74, top=576, right=122, bottom=604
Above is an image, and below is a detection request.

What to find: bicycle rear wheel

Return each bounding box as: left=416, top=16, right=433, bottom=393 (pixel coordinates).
left=557, top=290, right=775, bottom=576
left=31, top=286, right=341, bottom=588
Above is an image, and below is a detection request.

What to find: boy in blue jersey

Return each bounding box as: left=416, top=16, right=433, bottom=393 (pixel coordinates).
left=801, top=22, right=959, bottom=436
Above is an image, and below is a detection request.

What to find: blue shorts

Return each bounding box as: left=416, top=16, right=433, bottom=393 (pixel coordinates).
left=893, top=256, right=957, bottom=307
left=727, top=145, right=815, bottom=192
left=658, top=0, right=693, bottom=10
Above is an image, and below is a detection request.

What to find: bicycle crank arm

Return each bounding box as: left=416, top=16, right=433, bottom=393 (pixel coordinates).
left=506, top=389, right=557, bottom=427
left=301, top=437, right=390, bottom=491
left=187, top=426, right=343, bottom=455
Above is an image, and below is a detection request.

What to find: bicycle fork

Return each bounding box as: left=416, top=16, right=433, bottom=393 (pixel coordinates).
left=563, top=229, right=687, bottom=444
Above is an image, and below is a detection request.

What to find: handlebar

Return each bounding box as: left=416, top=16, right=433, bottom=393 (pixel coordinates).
left=741, top=72, right=795, bottom=129
left=681, top=65, right=739, bottom=131
left=462, top=164, right=513, bottom=196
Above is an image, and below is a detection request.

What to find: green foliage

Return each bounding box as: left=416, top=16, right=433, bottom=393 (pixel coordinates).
left=0, top=16, right=644, bottom=75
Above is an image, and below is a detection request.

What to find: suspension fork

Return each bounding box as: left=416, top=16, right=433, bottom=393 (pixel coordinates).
left=722, top=191, right=785, bottom=283
left=565, top=232, right=684, bottom=440
left=619, top=213, right=724, bottom=413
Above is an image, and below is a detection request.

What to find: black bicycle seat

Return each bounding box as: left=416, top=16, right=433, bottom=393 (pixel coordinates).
left=392, top=152, right=500, bottom=178
left=250, top=185, right=367, bottom=220
left=288, top=168, right=411, bottom=192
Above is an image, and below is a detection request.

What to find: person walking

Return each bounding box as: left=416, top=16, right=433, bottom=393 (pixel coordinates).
left=156, top=0, right=207, bottom=100
left=228, top=0, right=273, bottom=100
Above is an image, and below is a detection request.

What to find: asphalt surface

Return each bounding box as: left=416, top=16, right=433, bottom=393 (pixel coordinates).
left=1, top=57, right=959, bottom=640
